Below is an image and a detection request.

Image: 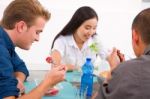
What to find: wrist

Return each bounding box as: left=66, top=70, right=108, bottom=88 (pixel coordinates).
left=42, top=77, right=53, bottom=89
left=16, top=77, right=23, bottom=83
left=105, top=71, right=112, bottom=81
left=15, top=72, right=26, bottom=82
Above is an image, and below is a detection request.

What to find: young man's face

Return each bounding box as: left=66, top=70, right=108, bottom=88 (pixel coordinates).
left=17, top=17, right=46, bottom=50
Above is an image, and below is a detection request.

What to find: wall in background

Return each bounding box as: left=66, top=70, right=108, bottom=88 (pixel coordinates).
left=0, top=0, right=149, bottom=70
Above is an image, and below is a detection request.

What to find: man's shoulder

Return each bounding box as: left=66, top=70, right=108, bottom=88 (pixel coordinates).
left=121, top=55, right=150, bottom=67
left=115, top=56, right=150, bottom=73
left=117, top=58, right=139, bottom=70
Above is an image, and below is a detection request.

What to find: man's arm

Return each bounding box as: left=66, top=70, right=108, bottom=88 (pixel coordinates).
left=15, top=72, right=26, bottom=94
left=12, top=52, right=29, bottom=94
left=0, top=48, right=19, bottom=98
left=4, top=96, right=15, bottom=99
left=4, top=65, right=66, bottom=99
left=15, top=72, right=26, bottom=82
left=94, top=48, right=125, bottom=99
left=12, top=52, right=29, bottom=79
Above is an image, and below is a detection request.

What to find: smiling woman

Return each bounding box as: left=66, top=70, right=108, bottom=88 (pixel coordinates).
left=50, top=6, right=109, bottom=72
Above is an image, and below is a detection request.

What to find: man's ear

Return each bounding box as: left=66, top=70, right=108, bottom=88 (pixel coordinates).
left=15, top=21, right=27, bottom=33
left=132, top=29, right=140, bottom=46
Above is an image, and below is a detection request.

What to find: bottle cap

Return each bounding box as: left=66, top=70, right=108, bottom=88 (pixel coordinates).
left=86, top=58, right=91, bottom=61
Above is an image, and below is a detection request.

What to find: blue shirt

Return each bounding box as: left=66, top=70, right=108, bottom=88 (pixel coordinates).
left=0, top=26, right=29, bottom=98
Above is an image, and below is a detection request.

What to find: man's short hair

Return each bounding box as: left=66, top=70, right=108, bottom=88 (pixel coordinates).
left=1, top=0, right=51, bottom=29
left=132, top=8, right=150, bottom=45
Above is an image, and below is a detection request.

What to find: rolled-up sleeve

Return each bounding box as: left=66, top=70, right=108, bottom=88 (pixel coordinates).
left=0, top=76, right=19, bottom=98
left=12, top=51, right=29, bottom=78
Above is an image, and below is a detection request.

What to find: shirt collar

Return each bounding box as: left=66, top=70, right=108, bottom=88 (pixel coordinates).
left=68, top=35, right=76, bottom=47
left=144, top=44, right=150, bottom=55
left=67, top=34, right=93, bottom=50
left=0, top=26, right=15, bottom=50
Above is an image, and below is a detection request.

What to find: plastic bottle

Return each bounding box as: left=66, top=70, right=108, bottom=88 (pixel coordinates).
left=79, top=58, right=94, bottom=98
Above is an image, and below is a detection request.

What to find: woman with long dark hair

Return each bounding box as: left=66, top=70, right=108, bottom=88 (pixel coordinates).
left=51, top=6, right=107, bottom=71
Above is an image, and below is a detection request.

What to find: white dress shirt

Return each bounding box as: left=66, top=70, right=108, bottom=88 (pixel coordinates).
left=52, top=35, right=107, bottom=67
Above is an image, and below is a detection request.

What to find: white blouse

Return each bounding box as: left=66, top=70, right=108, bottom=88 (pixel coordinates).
left=52, top=35, right=107, bottom=67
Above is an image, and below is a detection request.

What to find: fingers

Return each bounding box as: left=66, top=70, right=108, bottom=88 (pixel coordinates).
left=117, top=50, right=125, bottom=62
left=107, top=47, right=121, bottom=71
left=17, top=78, right=25, bottom=95
left=53, top=64, right=66, bottom=71
left=58, top=65, right=67, bottom=71
left=112, top=47, right=125, bottom=62
left=44, top=66, right=66, bottom=87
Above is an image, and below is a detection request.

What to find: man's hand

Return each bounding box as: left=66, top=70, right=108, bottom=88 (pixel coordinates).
left=15, top=72, right=26, bottom=96
left=117, top=50, right=125, bottom=62
left=107, top=48, right=125, bottom=72
left=16, top=78, right=25, bottom=95
left=43, top=65, right=66, bottom=87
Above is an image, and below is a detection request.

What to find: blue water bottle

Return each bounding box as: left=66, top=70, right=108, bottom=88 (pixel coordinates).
left=79, top=58, right=94, bottom=98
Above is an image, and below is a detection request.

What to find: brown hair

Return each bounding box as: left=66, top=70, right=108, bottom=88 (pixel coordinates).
left=1, top=0, right=50, bottom=29
left=132, top=8, right=150, bottom=45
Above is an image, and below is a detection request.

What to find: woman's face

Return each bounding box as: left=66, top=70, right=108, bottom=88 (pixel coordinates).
left=75, top=17, right=98, bottom=43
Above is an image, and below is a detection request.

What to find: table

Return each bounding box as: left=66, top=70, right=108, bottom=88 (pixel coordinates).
left=25, top=81, right=77, bottom=99
left=24, top=71, right=99, bottom=99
